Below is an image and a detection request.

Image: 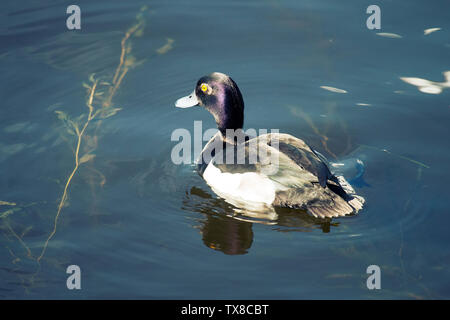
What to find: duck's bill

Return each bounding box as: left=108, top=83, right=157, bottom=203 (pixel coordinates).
left=175, top=91, right=199, bottom=108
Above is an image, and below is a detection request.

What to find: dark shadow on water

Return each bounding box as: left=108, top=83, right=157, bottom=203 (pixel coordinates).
left=272, top=207, right=340, bottom=233
left=202, top=214, right=254, bottom=255
left=182, top=186, right=339, bottom=255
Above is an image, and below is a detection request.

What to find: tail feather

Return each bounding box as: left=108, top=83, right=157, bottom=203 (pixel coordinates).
left=307, top=196, right=354, bottom=218
left=335, top=175, right=365, bottom=213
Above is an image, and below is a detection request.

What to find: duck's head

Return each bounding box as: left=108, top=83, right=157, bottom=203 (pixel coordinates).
left=175, top=72, right=244, bottom=134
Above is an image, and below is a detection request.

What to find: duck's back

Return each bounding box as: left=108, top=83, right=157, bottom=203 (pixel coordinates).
left=198, top=132, right=364, bottom=218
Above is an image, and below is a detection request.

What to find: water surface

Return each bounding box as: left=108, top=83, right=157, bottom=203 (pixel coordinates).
left=1, top=0, right=449, bottom=299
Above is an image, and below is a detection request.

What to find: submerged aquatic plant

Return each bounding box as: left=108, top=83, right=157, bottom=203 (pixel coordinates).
left=1, top=6, right=175, bottom=271
left=288, top=103, right=351, bottom=159
left=36, top=8, right=150, bottom=263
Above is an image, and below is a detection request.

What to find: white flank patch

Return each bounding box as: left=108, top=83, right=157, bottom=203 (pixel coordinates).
left=203, top=162, right=276, bottom=205
left=376, top=32, right=402, bottom=39
left=424, top=27, right=441, bottom=35
left=356, top=103, right=371, bottom=106
left=320, top=86, right=347, bottom=94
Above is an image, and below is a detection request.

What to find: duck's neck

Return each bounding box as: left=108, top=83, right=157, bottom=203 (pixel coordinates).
left=217, top=114, right=243, bottom=137
left=215, top=85, right=244, bottom=136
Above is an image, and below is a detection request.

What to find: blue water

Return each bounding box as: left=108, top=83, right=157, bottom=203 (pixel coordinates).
left=1, top=0, right=449, bottom=299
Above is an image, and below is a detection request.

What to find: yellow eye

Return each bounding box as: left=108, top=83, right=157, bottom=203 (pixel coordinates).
left=201, top=84, right=208, bottom=92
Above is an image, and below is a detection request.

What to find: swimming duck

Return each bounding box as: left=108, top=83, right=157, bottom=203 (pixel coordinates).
left=175, top=72, right=364, bottom=218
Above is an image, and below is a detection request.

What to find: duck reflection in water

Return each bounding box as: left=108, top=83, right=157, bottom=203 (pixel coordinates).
left=182, top=186, right=339, bottom=255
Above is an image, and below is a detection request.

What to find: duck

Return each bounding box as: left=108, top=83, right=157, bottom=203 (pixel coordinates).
left=175, top=72, right=365, bottom=218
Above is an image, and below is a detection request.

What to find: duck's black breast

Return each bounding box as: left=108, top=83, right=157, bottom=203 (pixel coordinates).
left=196, top=131, right=256, bottom=177
left=196, top=137, right=221, bottom=176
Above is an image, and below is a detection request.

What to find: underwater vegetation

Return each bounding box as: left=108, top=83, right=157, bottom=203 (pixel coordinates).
left=0, top=6, right=174, bottom=284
